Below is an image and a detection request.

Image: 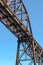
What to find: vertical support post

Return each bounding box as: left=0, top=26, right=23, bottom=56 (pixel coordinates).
left=20, top=0, right=22, bottom=21
left=32, top=40, right=36, bottom=65
left=16, top=40, right=20, bottom=65
left=14, top=0, right=16, bottom=14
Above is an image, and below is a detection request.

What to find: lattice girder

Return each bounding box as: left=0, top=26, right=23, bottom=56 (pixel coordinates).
left=0, top=0, right=43, bottom=65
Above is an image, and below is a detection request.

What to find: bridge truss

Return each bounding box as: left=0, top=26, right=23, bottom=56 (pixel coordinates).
left=0, top=0, right=43, bottom=65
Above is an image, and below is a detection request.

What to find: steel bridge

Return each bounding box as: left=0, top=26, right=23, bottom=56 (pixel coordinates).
left=0, top=0, right=43, bottom=65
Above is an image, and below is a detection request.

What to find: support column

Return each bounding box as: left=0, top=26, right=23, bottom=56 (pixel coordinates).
left=14, top=0, right=16, bottom=14
left=16, top=40, right=21, bottom=65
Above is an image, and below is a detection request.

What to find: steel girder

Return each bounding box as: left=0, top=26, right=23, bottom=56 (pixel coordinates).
left=0, top=0, right=43, bottom=65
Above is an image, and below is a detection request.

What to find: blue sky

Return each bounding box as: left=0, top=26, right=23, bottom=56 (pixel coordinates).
left=23, top=0, right=43, bottom=48
left=0, top=0, right=43, bottom=65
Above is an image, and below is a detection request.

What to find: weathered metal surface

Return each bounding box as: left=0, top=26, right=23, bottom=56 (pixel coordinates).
left=0, top=0, right=43, bottom=65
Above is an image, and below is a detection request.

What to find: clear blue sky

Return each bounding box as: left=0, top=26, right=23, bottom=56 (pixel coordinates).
left=0, top=0, right=43, bottom=65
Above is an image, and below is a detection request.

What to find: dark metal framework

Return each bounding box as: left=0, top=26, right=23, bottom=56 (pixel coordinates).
left=0, top=0, right=43, bottom=65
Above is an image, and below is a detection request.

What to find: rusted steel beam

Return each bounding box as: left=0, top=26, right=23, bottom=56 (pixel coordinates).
left=0, top=0, right=43, bottom=65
